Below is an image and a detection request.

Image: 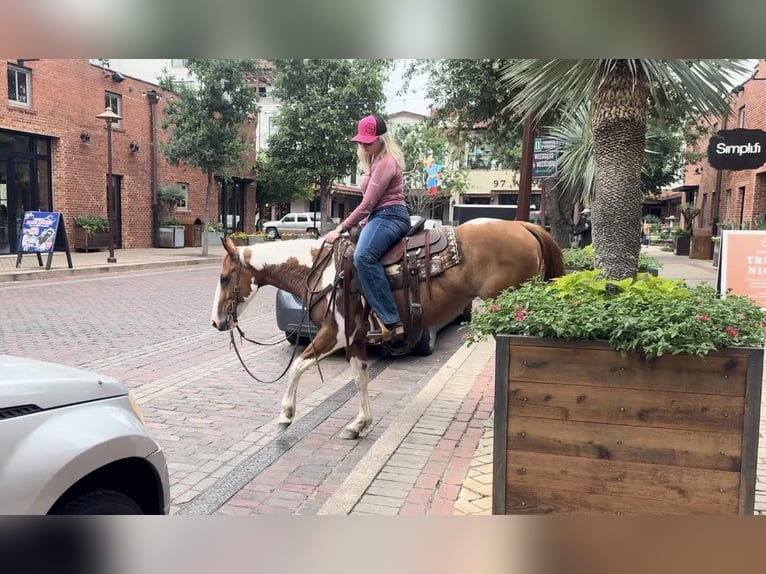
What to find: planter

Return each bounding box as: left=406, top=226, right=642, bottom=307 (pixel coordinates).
left=713, top=241, right=721, bottom=268
left=229, top=237, right=248, bottom=246
left=207, top=231, right=222, bottom=246
left=493, top=335, right=763, bottom=515
left=690, top=234, right=712, bottom=260
left=673, top=235, right=691, bottom=256
left=158, top=226, right=185, bottom=248
left=248, top=235, right=266, bottom=244
left=73, top=226, right=110, bottom=252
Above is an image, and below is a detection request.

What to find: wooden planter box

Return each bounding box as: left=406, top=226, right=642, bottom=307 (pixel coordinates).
left=73, top=226, right=110, bottom=252
left=158, top=226, right=184, bottom=248
left=673, top=235, right=691, bottom=256
left=493, top=335, right=764, bottom=515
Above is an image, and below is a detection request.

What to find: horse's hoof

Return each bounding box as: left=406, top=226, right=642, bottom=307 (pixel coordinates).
left=277, top=422, right=291, bottom=433
left=339, top=428, right=359, bottom=440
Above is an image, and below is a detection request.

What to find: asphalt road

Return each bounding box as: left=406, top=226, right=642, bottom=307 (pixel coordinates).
left=0, top=265, right=464, bottom=514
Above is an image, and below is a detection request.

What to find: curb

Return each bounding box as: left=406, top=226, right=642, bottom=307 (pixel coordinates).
left=0, top=257, right=221, bottom=283
left=317, top=337, right=494, bottom=515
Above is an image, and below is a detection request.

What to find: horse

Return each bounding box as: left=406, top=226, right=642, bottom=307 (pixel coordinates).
left=211, top=218, right=564, bottom=439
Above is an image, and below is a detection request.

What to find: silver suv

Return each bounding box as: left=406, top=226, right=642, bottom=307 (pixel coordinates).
left=262, top=212, right=333, bottom=239
left=0, top=355, right=169, bottom=514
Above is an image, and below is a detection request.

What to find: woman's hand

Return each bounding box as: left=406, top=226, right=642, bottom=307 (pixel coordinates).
left=325, top=229, right=341, bottom=243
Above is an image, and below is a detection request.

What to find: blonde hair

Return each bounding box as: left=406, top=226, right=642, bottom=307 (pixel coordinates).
left=356, top=132, right=406, bottom=174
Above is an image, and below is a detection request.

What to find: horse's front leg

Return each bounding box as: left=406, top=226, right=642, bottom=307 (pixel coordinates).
left=339, top=346, right=372, bottom=440
left=277, top=328, right=340, bottom=431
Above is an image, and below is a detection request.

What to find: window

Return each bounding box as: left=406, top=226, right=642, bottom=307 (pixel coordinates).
left=725, top=189, right=732, bottom=220
left=176, top=183, right=189, bottom=210
left=282, top=215, right=295, bottom=223
left=738, top=106, right=746, bottom=128
left=258, top=85, right=267, bottom=98
left=297, top=215, right=308, bottom=223
left=171, top=59, right=188, bottom=68
left=7, top=65, right=30, bottom=106
left=105, top=92, right=122, bottom=128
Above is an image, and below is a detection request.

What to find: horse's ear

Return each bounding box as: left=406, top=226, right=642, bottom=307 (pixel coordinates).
left=223, top=237, right=239, bottom=258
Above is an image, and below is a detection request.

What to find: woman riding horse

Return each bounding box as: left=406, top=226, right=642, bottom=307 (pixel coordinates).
left=211, top=218, right=564, bottom=439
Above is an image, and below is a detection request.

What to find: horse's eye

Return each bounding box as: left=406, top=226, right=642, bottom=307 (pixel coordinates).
left=220, top=275, right=229, bottom=286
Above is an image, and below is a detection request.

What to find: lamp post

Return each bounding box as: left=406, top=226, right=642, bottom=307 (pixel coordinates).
left=96, top=106, right=122, bottom=263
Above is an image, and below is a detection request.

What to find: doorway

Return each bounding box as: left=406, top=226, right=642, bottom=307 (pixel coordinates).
left=0, top=159, right=32, bottom=254
left=107, top=174, right=123, bottom=249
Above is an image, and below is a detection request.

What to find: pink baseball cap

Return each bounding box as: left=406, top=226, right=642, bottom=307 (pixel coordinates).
left=351, top=114, right=387, bottom=144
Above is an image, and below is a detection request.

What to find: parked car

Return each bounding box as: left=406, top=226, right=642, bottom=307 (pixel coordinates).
left=275, top=217, right=469, bottom=356
left=0, top=355, right=169, bottom=514
left=262, top=212, right=334, bottom=239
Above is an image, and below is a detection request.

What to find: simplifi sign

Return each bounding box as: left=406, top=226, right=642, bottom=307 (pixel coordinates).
left=707, top=129, right=766, bottom=170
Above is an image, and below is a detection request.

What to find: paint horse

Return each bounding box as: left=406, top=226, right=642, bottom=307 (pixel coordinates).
left=211, top=217, right=565, bottom=439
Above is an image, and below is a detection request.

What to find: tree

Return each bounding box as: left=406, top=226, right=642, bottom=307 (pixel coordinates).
left=159, top=59, right=258, bottom=255
left=253, top=155, right=314, bottom=229
left=266, top=59, right=391, bottom=232
left=503, top=59, right=750, bottom=280
left=394, top=122, right=468, bottom=217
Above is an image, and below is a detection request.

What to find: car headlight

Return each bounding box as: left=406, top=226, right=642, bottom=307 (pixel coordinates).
left=128, top=393, right=146, bottom=426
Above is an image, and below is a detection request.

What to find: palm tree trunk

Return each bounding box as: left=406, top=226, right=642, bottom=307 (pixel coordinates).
left=591, top=61, right=647, bottom=280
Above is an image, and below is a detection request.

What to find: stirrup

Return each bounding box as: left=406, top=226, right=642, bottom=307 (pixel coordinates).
left=369, top=314, right=405, bottom=343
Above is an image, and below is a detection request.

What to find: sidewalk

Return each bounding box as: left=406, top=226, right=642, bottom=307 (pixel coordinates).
left=2, top=242, right=734, bottom=515
left=0, top=244, right=224, bottom=282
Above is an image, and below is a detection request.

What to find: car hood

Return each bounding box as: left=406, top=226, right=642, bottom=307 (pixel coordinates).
left=0, top=355, right=127, bottom=410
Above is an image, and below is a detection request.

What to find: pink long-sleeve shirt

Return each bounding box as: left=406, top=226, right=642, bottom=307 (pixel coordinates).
left=340, top=154, right=405, bottom=230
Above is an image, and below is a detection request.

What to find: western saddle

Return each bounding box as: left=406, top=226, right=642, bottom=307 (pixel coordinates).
left=338, top=216, right=463, bottom=354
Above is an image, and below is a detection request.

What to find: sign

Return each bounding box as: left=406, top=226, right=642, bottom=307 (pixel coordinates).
left=15, top=211, right=73, bottom=271
left=707, top=129, right=766, bottom=171
left=533, top=137, right=558, bottom=179
left=719, top=230, right=766, bottom=309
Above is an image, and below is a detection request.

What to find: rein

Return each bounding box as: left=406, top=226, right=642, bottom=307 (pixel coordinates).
left=226, top=239, right=344, bottom=384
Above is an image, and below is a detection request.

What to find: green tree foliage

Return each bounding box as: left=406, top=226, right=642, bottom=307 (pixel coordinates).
left=394, top=122, right=468, bottom=216
left=253, top=155, right=314, bottom=230
left=159, top=59, right=258, bottom=255
left=266, top=59, right=391, bottom=232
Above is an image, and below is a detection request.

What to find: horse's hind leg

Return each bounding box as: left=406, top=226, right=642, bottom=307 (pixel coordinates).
left=339, top=345, right=372, bottom=440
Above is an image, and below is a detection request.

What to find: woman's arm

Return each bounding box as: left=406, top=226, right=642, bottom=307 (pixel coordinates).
left=339, top=156, right=398, bottom=230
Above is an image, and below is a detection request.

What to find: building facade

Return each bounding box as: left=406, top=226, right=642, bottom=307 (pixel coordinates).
left=0, top=59, right=257, bottom=254
left=682, top=59, right=766, bottom=254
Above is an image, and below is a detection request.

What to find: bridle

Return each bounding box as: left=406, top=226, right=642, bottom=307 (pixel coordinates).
left=222, top=240, right=343, bottom=385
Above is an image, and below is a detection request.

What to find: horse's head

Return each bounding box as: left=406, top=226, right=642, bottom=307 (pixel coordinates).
left=211, top=237, right=258, bottom=331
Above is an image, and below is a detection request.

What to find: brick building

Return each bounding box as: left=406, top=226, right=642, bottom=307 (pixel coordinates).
left=681, top=59, right=766, bottom=258
left=0, top=59, right=257, bottom=255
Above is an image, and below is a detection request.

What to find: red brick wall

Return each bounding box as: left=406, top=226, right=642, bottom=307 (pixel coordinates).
left=0, top=59, right=257, bottom=247
left=690, top=59, right=766, bottom=231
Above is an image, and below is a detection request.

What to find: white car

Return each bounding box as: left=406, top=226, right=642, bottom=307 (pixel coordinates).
left=0, top=355, right=169, bottom=514
left=262, top=212, right=334, bottom=239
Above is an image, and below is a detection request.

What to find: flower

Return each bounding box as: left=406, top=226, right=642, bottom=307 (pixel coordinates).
left=467, top=269, right=766, bottom=359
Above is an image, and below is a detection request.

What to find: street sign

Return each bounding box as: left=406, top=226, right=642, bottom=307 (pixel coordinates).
left=533, top=137, right=558, bottom=179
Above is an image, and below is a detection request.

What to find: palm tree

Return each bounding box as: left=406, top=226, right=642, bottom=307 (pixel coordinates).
left=502, top=59, right=751, bottom=280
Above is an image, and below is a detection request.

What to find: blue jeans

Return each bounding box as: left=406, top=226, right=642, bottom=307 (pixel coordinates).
left=353, top=205, right=411, bottom=326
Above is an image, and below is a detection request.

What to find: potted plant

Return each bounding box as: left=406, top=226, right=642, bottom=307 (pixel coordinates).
left=468, top=269, right=766, bottom=515
left=207, top=221, right=224, bottom=246
left=563, top=245, right=661, bottom=276
left=72, top=215, right=110, bottom=252
left=157, top=183, right=186, bottom=248
left=228, top=231, right=249, bottom=246
left=674, top=203, right=700, bottom=256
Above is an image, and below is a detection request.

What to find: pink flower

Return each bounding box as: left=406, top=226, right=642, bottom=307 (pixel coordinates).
left=515, top=308, right=528, bottom=321
left=488, top=304, right=501, bottom=313
left=696, top=314, right=711, bottom=321
left=726, top=326, right=739, bottom=337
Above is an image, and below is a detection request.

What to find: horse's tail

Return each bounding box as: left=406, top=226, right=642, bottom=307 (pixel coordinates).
left=520, top=222, right=566, bottom=281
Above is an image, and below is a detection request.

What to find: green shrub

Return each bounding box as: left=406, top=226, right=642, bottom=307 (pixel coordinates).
left=73, top=215, right=109, bottom=236
left=562, top=245, right=661, bottom=272
left=468, top=269, right=766, bottom=359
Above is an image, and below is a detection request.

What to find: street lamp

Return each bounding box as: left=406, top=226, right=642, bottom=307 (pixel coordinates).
left=96, top=106, right=122, bottom=263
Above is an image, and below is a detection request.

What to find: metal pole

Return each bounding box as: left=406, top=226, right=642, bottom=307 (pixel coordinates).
left=106, top=120, right=116, bottom=263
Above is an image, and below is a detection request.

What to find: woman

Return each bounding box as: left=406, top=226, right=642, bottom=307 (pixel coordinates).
left=325, top=114, right=411, bottom=342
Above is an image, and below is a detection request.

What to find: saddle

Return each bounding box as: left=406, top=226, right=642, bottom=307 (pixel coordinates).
left=339, top=216, right=462, bottom=353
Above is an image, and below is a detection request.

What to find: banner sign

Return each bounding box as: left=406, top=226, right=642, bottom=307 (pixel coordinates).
left=533, top=137, right=558, bottom=179
left=17, top=211, right=61, bottom=253
left=707, top=129, right=766, bottom=171
left=719, top=230, right=766, bottom=309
